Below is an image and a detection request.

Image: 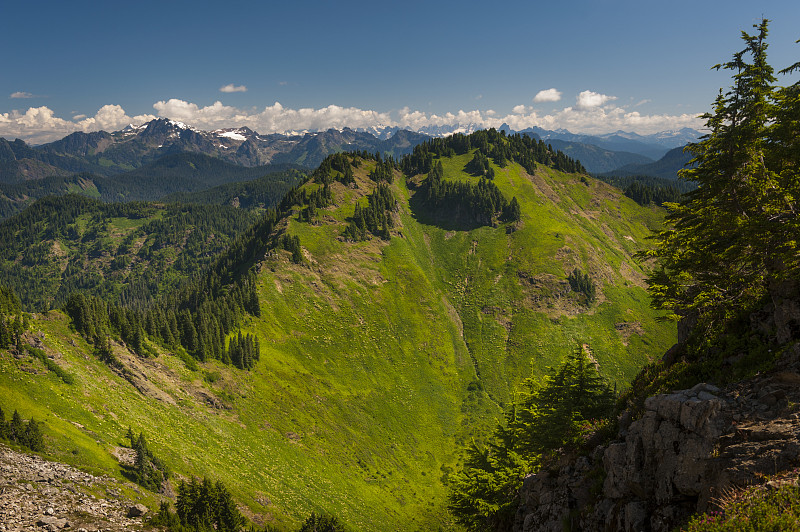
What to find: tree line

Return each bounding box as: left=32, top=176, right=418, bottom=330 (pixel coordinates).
left=0, top=285, right=23, bottom=350
left=152, top=483, right=348, bottom=532
left=0, top=195, right=256, bottom=311
left=64, top=270, right=260, bottom=368
left=401, top=128, right=585, bottom=177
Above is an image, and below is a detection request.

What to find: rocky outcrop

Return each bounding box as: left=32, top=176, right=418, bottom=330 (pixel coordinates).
left=0, top=445, right=150, bottom=532
left=514, top=345, right=800, bottom=532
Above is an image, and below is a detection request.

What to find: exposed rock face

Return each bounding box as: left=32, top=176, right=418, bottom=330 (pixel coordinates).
left=514, top=349, right=800, bottom=532
left=0, top=445, right=150, bottom=532
left=126, top=504, right=148, bottom=518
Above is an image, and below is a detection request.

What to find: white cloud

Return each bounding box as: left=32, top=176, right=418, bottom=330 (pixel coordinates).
left=634, top=99, right=651, bottom=107
left=533, top=88, right=562, bottom=103
left=0, top=98, right=704, bottom=145
left=0, top=105, right=156, bottom=144
left=74, top=104, right=156, bottom=132
left=219, top=84, right=247, bottom=93
left=576, top=90, right=616, bottom=109
left=10, top=91, right=35, bottom=99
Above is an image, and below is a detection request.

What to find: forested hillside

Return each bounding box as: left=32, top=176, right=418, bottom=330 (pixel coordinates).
left=0, top=154, right=305, bottom=220
left=0, top=195, right=257, bottom=309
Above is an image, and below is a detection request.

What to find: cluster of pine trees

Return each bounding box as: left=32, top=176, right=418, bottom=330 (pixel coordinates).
left=226, top=331, right=260, bottom=370
left=343, top=183, right=397, bottom=241
left=568, top=268, right=597, bottom=305
left=125, top=429, right=170, bottom=492
left=646, top=20, right=800, bottom=340
left=595, top=173, right=695, bottom=207
left=368, top=153, right=397, bottom=183
left=0, top=405, right=45, bottom=452
left=295, top=513, right=347, bottom=532
left=326, top=152, right=357, bottom=186
left=465, top=150, right=495, bottom=179
left=151, top=477, right=245, bottom=532
left=64, top=270, right=260, bottom=367
left=308, top=152, right=358, bottom=187
left=447, top=345, right=615, bottom=530
left=623, top=180, right=683, bottom=207
left=299, top=185, right=332, bottom=223
left=401, top=128, right=584, bottom=177
left=420, top=161, right=520, bottom=225
left=281, top=235, right=303, bottom=264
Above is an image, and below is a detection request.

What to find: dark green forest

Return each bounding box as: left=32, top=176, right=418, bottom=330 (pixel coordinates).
left=0, top=195, right=257, bottom=310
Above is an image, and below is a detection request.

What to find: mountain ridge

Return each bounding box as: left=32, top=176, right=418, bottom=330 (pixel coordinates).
left=1, top=120, right=701, bottom=184
left=0, top=119, right=431, bottom=183
left=0, top=131, right=674, bottom=530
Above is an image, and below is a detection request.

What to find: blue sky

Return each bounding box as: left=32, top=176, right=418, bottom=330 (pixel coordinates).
left=2, top=0, right=798, bottom=143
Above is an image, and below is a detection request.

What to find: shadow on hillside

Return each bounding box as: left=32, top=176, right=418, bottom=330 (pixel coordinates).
left=407, top=188, right=485, bottom=232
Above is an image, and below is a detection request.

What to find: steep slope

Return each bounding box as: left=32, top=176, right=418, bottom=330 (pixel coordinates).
left=603, top=145, right=694, bottom=180
left=0, top=139, right=673, bottom=530
left=513, top=287, right=800, bottom=532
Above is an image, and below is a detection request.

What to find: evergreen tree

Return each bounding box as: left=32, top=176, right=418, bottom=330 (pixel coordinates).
left=568, top=268, right=596, bottom=305
left=501, top=197, right=521, bottom=223
left=645, top=19, right=800, bottom=337
left=298, top=512, right=348, bottom=532
left=448, top=344, right=614, bottom=530
left=22, top=419, right=44, bottom=452
left=214, top=480, right=245, bottom=532
left=8, top=410, right=23, bottom=443
left=175, top=476, right=243, bottom=532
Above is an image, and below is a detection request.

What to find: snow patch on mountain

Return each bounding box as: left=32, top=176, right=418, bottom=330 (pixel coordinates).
left=217, top=131, right=247, bottom=141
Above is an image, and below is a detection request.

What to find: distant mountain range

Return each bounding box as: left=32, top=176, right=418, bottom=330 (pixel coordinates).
left=0, top=119, right=429, bottom=183
left=600, top=145, right=695, bottom=180
left=0, top=118, right=701, bottom=183
left=408, top=123, right=700, bottom=173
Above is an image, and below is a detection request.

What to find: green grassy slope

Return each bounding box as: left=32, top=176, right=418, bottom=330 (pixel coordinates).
left=0, top=153, right=673, bottom=530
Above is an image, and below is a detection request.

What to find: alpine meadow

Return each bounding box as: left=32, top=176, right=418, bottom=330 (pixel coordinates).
left=2, top=5, right=800, bottom=532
